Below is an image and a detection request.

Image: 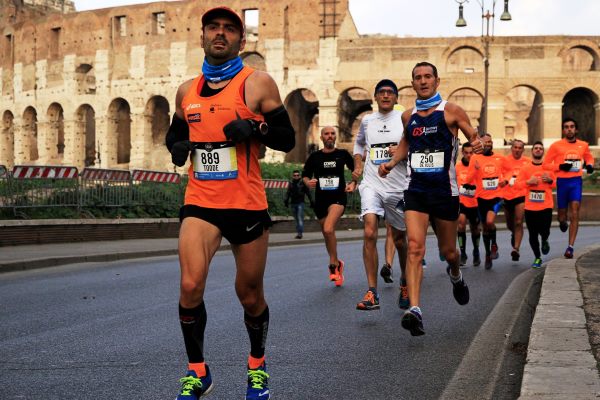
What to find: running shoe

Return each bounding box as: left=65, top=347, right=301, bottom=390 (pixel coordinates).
left=334, top=260, right=345, bottom=287
left=401, top=307, right=425, bottom=336
left=356, top=289, right=380, bottom=311
left=559, top=221, right=569, bottom=232
left=328, top=264, right=337, bottom=281
left=473, top=249, right=481, bottom=267
left=380, top=263, right=394, bottom=283
left=511, top=249, right=520, bottom=262
left=490, top=243, right=499, bottom=260
left=449, top=273, right=470, bottom=305
left=295, top=233, right=302, bottom=239
left=459, top=251, right=468, bottom=266
left=485, top=255, right=493, bottom=270
left=531, top=258, right=542, bottom=269
left=398, top=282, right=409, bottom=310
left=246, top=363, right=270, bottom=400
left=541, top=240, right=550, bottom=255
left=564, top=246, right=574, bottom=259
left=176, top=367, right=214, bottom=399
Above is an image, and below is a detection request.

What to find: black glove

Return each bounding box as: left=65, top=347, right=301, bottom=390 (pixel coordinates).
left=284, top=200, right=289, bottom=207
left=462, top=183, right=477, bottom=191
left=586, top=164, right=594, bottom=174
left=223, top=119, right=259, bottom=143
left=559, top=163, right=572, bottom=172
left=171, top=140, right=194, bottom=167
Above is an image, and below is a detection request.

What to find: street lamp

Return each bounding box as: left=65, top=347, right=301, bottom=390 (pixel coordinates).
left=455, top=0, right=511, bottom=135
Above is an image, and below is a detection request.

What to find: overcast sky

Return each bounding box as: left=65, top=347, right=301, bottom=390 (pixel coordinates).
left=72, top=0, right=600, bottom=37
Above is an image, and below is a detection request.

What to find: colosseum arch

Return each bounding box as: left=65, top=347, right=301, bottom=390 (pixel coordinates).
left=505, top=85, right=543, bottom=144
left=398, top=86, right=415, bottom=111
left=47, top=102, right=65, bottom=162
left=22, top=107, right=38, bottom=163
left=563, top=87, right=599, bottom=145
left=108, top=98, right=132, bottom=167
left=446, top=46, right=484, bottom=74
left=241, top=51, right=267, bottom=71
left=284, top=89, right=319, bottom=163
left=338, top=87, right=372, bottom=144
left=561, top=45, right=600, bottom=73
left=75, top=104, right=96, bottom=167
left=1, top=111, right=15, bottom=167
left=448, top=88, right=483, bottom=130
left=145, top=95, right=170, bottom=170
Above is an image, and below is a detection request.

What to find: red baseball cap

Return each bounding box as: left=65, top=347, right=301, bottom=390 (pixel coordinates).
left=201, top=6, right=245, bottom=36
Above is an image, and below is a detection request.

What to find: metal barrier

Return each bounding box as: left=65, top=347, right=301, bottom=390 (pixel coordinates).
left=2, top=165, right=79, bottom=218
left=80, top=168, right=131, bottom=207
left=131, top=169, right=183, bottom=206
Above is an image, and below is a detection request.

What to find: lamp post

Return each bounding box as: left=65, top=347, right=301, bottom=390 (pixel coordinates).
left=455, top=0, right=511, bottom=135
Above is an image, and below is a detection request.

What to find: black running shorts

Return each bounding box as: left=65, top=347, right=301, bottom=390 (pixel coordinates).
left=403, top=190, right=459, bottom=221
left=180, top=205, right=272, bottom=245
left=459, top=204, right=480, bottom=226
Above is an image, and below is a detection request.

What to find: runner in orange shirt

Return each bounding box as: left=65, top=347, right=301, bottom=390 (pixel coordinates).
left=543, top=118, right=594, bottom=259
left=455, top=142, right=481, bottom=266
left=516, top=141, right=556, bottom=268
left=165, top=7, right=295, bottom=399
left=466, top=133, right=507, bottom=269
left=502, top=140, right=530, bottom=262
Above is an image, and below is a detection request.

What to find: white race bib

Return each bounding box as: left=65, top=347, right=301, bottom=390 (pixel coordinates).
left=319, top=176, right=340, bottom=190
left=565, top=159, right=581, bottom=172
left=529, top=190, right=545, bottom=203
left=370, top=142, right=395, bottom=165
left=482, top=177, right=499, bottom=190
left=192, top=142, right=237, bottom=180
left=410, top=151, right=444, bottom=173
left=459, top=185, right=475, bottom=197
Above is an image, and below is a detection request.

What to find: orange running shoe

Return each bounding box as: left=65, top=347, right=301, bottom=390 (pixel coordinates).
left=328, top=264, right=337, bottom=281
left=356, top=289, right=380, bottom=310
left=334, top=260, right=345, bottom=287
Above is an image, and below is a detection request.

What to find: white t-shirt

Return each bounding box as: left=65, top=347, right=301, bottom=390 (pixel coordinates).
left=353, top=110, right=408, bottom=193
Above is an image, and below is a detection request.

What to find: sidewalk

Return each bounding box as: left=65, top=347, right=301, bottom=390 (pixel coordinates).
left=1, top=228, right=599, bottom=398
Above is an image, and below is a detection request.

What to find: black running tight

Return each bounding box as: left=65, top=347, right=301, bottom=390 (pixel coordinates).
left=525, top=208, right=552, bottom=258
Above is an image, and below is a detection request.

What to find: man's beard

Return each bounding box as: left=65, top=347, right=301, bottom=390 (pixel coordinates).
left=324, top=141, right=335, bottom=149
left=483, top=148, right=493, bottom=156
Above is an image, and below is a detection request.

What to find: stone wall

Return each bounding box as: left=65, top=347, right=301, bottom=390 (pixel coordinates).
left=0, top=0, right=599, bottom=172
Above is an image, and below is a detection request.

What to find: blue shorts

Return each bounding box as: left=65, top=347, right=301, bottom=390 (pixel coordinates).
left=556, top=177, right=582, bottom=209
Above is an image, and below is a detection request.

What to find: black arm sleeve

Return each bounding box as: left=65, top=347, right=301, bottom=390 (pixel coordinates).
left=165, top=114, right=189, bottom=152
left=258, top=105, right=296, bottom=153
left=345, top=150, right=355, bottom=172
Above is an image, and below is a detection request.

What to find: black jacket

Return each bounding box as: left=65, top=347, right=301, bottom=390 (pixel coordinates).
left=284, top=179, right=313, bottom=205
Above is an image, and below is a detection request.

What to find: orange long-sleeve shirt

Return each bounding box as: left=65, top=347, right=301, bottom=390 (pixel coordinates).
left=456, top=160, right=477, bottom=208
left=502, top=154, right=531, bottom=200
left=466, top=153, right=506, bottom=200
left=543, top=138, right=594, bottom=179
left=516, top=162, right=556, bottom=211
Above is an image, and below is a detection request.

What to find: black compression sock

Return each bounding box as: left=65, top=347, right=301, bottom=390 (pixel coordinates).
left=179, top=302, right=207, bottom=363
left=244, top=306, right=270, bottom=359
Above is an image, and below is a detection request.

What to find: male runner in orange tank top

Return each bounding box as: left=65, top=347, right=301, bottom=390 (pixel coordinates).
left=165, top=7, right=295, bottom=400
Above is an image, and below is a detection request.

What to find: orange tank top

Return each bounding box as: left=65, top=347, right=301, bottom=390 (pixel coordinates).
left=181, top=66, right=267, bottom=210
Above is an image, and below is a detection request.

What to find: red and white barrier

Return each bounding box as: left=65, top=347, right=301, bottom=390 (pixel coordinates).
left=263, top=179, right=289, bottom=189
left=132, top=170, right=181, bottom=184
left=82, top=168, right=130, bottom=181
left=12, top=165, right=78, bottom=179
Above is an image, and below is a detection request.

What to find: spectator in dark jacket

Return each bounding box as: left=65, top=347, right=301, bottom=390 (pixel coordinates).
left=284, top=170, right=314, bottom=239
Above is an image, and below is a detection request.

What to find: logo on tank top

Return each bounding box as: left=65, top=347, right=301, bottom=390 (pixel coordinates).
left=188, top=113, right=201, bottom=123
left=411, top=126, right=438, bottom=136
left=186, top=103, right=202, bottom=111
left=209, top=103, right=232, bottom=113
left=484, top=164, right=497, bottom=174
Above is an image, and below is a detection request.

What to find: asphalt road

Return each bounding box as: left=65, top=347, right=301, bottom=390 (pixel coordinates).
left=1, top=227, right=599, bottom=400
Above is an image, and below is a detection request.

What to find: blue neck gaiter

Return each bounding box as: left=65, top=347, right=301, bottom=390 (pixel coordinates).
left=415, top=92, right=442, bottom=111
left=202, top=56, right=244, bottom=83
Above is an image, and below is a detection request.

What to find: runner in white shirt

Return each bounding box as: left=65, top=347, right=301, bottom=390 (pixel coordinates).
left=352, top=79, right=410, bottom=311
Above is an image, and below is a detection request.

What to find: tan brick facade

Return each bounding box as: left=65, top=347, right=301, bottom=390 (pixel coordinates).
left=1, top=0, right=599, bottom=171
